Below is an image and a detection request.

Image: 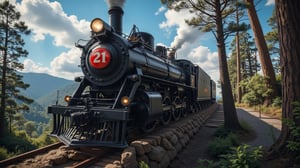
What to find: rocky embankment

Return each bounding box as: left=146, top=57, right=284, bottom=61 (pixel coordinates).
left=107, top=103, right=218, bottom=168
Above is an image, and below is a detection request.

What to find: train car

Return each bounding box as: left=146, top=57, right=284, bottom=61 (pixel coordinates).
left=48, top=4, right=216, bottom=148
left=196, top=66, right=211, bottom=102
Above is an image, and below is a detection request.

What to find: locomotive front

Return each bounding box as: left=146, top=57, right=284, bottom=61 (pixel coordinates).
left=81, top=18, right=130, bottom=87
left=48, top=6, right=135, bottom=148
left=48, top=2, right=194, bottom=148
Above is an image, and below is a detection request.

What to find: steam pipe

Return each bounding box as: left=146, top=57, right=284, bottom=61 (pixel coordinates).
left=108, top=6, right=123, bottom=35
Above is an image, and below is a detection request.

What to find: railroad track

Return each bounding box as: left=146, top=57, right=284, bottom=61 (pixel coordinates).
left=0, top=142, right=63, bottom=167
left=0, top=142, right=121, bottom=168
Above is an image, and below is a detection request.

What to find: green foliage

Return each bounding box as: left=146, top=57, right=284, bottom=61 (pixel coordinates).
left=214, top=125, right=232, bottom=138
left=11, top=113, right=27, bottom=132
left=138, top=161, right=149, bottom=168
left=208, top=133, right=238, bottom=158
left=198, top=159, right=218, bottom=168
left=14, top=130, right=27, bottom=139
left=199, top=121, right=263, bottom=168
left=219, top=144, right=263, bottom=168
left=208, top=137, right=232, bottom=158
left=0, top=127, right=57, bottom=159
left=24, top=121, right=36, bottom=137
left=226, top=22, right=249, bottom=33
left=241, top=74, right=273, bottom=105
left=265, top=10, right=280, bottom=74
left=272, top=97, right=282, bottom=107
left=228, top=31, right=260, bottom=100
left=0, top=124, right=57, bottom=159
left=200, top=144, right=263, bottom=168
left=283, top=102, right=300, bottom=160
left=12, top=111, right=50, bottom=136
left=0, top=133, right=36, bottom=156
left=31, top=132, right=58, bottom=148
left=0, top=0, right=32, bottom=137
left=0, top=147, right=10, bottom=160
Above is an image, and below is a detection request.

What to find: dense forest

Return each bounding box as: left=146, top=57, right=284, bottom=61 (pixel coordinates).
left=0, top=0, right=78, bottom=159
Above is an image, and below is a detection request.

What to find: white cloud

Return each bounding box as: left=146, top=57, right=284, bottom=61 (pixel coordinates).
left=188, top=46, right=218, bottom=70
left=14, top=0, right=88, bottom=80
left=22, top=59, right=49, bottom=73
left=22, top=47, right=83, bottom=80
left=16, top=0, right=90, bottom=48
left=186, top=46, right=219, bottom=82
left=265, top=0, right=275, bottom=6
left=50, top=48, right=82, bottom=74
left=160, top=9, right=203, bottom=50
left=155, top=6, right=166, bottom=16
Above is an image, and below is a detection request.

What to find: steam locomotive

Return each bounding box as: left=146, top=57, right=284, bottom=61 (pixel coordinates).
left=48, top=5, right=216, bottom=148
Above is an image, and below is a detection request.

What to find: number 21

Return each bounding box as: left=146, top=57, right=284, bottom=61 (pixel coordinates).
left=94, top=51, right=107, bottom=63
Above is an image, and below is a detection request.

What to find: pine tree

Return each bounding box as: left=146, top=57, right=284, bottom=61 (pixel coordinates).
left=161, top=0, right=243, bottom=130
left=232, top=0, right=249, bottom=103
left=265, top=10, right=280, bottom=74
left=228, top=31, right=258, bottom=101
left=0, top=1, right=32, bottom=137
left=244, top=0, right=278, bottom=105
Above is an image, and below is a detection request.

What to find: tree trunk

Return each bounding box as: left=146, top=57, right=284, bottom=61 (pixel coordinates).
left=267, top=0, right=300, bottom=163
left=236, top=33, right=242, bottom=103
left=236, top=32, right=242, bottom=103
left=215, top=0, right=242, bottom=130
left=236, top=6, right=241, bottom=103
left=245, top=0, right=278, bottom=105
left=247, top=49, right=253, bottom=76
left=0, top=13, right=9, bottom=137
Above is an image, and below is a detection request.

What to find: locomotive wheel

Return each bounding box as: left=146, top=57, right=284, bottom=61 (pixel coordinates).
left=141, top=120, right=157, bottom=133
left=181, top=107, right=187, bottom=117
left=196, top=102, right=202, bottom=111
left=161, top=97, right=172, bottom=125
left=171, top=104, right=181, bottom=121
left=191, top=103, right=197, bottom=113
left=161, top=111, right=172, bottom=125
left=181, top=97, right=188, bottom=117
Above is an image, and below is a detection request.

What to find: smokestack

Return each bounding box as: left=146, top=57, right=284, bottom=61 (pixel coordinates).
left=106, top=0, right=125, bottom=35
left=168, top=48, right=176, bottom=61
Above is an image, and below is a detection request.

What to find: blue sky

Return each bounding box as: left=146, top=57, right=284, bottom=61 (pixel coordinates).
left=10, top=0, right=275, bottom=87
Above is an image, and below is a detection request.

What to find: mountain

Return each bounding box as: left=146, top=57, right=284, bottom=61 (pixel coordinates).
left=20, top=72, right=74, bottom=99
left=36, top=82, right=79, bottom=107
left=16, top=72, right=78, bottom=126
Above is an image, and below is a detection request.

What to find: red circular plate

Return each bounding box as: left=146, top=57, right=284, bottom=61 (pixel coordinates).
left=89, top=47, right=111, bottom=69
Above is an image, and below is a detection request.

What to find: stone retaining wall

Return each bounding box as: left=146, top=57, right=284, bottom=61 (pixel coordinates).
left=106, top=103, right=218, bottom=168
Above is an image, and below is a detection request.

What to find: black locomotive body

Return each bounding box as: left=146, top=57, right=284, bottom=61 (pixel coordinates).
left=48, top=6, right=216, bottom=148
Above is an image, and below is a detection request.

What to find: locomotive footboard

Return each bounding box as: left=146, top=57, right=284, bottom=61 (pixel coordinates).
left=48, top=106, right=128, bottom=148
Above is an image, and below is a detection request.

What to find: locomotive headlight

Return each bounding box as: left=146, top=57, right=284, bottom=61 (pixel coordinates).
left=90, top=18, right=113, bottom=35
left=121, top=96, right=130, bottom=106
left=91, top=18, right=104, bottom=33
left=64, top=95, right=72, bottom=103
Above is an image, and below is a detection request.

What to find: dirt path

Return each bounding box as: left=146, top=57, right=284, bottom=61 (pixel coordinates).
left=168, top=106, right=224, bottom=168
left=168, top=104, right=282, bottom=168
